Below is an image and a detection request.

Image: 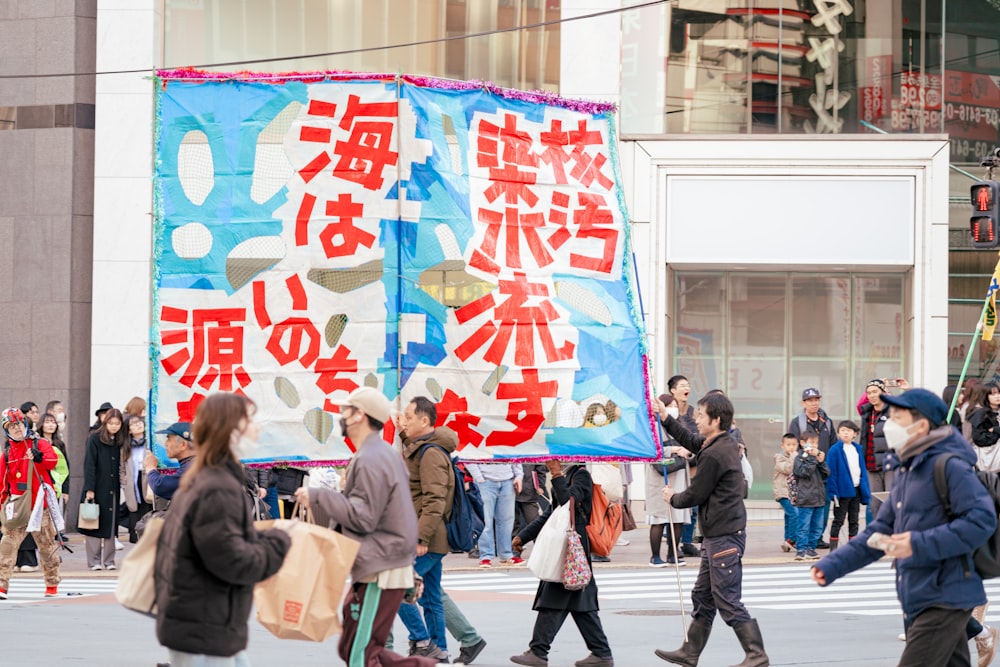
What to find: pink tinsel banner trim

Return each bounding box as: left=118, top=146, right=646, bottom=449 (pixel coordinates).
left=154, top=68, right=616, bottom=114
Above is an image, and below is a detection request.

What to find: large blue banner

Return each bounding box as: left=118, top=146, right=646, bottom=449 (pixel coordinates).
left=152, top=71, right=659, bottom=464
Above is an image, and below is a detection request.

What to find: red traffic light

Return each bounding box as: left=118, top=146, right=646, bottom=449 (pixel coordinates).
left=973, top=183, right=995, bottom=212
left=971, top=182, right=1000, bottom=249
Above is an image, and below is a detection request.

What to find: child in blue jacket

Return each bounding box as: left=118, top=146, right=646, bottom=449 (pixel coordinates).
left=826, top=420, right=871, bottom=550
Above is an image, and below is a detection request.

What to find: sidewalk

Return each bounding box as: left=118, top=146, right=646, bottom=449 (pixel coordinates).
left=442, top=501, right=816, bottom=572
left=29, top=502, right=809, bottom=580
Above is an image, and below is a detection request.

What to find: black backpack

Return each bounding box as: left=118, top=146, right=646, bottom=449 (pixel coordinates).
left=417, top=443, right=484, bottom=553
left=932, top=453, right=1000, bottom=579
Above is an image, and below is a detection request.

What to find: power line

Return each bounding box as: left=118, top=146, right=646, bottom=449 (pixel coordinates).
left=0, top=0, right=670, bottom=80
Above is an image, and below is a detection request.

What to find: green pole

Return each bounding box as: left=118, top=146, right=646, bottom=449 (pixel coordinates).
left=947, top=279, right=998, bottom=421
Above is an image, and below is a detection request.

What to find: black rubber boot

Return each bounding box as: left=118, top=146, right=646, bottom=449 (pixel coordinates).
left=730, top=619, right=769, bottom=667
left=829, top=537, right=839, bottom=551
left=654, top=618, right=712, bottom=666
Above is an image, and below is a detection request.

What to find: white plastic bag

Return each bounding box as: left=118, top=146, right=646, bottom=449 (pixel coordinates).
left=26, top=483, right=65, bottom=533
left=26, top=486, right=45, bottom=533
left=528, top=502, right=571, bottom=583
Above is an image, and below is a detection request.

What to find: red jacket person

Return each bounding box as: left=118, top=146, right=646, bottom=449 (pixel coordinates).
left=0, top=407, right=61, bottom=598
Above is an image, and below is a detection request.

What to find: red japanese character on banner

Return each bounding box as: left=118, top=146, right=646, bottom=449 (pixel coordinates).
left=296, top=94, right=398, bottom=190
left=159, top=305, right=252, bottom=392
left=477, top=113, right=540, bottom=207
left=468, top=205, right=552, bottom=277
left=252, top=276, right=322, bottom=368
left=294, top=191, right=376, bottom=257
left=454, top=272, right=575, bottom=367
left=315, top=345, right=360, bottom=413
left=570, top=192, right=619, bottom=275
left=538, top=118, right=614, bottom=190
left=435, top=388, right=485, bottom=450
left=486, top=369, right=559, bottom=447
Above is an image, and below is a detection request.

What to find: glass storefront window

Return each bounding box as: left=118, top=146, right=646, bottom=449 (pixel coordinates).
left=163, top=0, right=561, bottom=92
left=672, top=271, right=906, bottom=499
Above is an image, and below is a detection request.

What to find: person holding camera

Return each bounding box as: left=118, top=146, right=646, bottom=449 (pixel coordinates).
left=793, top=430, right=830, bottom=561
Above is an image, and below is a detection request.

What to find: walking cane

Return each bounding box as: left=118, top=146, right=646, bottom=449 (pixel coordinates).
left=664, top=464, right=689, bottom=638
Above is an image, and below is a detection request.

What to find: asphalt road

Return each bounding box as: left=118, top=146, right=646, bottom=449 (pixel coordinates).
left=0, top=562, right=942, bottom=667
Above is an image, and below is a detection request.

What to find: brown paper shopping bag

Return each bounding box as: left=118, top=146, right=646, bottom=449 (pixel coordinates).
left=115, top=515, right=164, bottom=616
left=253, top=511, right=360, bottom=642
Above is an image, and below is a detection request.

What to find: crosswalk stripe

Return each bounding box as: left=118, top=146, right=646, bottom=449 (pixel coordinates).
left=442, top=566, right=914, bottom=616
left=0, top=578, right=119, bottom=603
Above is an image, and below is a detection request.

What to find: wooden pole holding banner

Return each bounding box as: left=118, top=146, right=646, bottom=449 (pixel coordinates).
left=947, top=251, right=1000, bottom=422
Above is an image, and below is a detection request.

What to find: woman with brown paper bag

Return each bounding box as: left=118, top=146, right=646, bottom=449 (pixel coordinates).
left=154, top=393, right=291, bottom=666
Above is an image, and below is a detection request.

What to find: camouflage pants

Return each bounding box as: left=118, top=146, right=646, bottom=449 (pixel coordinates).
left=0, top=512, right=61, bottom=589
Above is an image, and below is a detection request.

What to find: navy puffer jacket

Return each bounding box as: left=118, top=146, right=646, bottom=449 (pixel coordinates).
left=815, top=426, right=996, bottom=620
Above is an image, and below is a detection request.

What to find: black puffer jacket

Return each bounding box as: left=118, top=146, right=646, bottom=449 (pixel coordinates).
left=792, top=450, right=830, bottom=507
left=859, top=401, right=890, bottom=471
left=154, top=459, right=290, bottom=657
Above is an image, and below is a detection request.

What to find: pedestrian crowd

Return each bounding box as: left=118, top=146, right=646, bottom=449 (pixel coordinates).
left=6, top=373, right=1000, bottom=667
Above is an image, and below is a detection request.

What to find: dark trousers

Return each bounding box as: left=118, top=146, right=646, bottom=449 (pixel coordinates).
left=514, top=500, right=540, bottom=555
left=338, top=582, right=437, bottom=667
left=529, top=608, right=612, bottom=659
left=899, top=606, right=971, bottom=667
left=691, top=531, right=751, bottom=627
left=127, top=501, right=153, bottom=542
left=830, top=487, right=862, bottom=540
left=514, top=500, right=541, bottom=534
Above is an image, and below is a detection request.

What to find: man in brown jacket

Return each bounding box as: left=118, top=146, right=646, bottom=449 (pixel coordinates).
left=396, top=396, right=455, bottom=661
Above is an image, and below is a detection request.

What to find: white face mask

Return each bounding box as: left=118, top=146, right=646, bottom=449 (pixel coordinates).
left=230, top=429, right=258, bottom=460
left=665, top=405, right=680, bottom=419
left=883, top=419, right=917, bottom=451
left=55, top=413, right=65, bottom=424
left=592, top=413, right=607, bottom=425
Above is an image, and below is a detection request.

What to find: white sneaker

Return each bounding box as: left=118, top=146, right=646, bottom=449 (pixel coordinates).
left=615, top=537, right=630, bottom=547
left=114, top=539, right=124, bottom=551
left=90, top=565, right=103, bottom=571
left=105, top=564, right=116, bottom=571
left=13, top=566, right=20, bottom=573
left=897, top=632, right=906, bottom=642
left=976, top=625, right=998, bottom=667
left=19, top=565, right=36, bottom=573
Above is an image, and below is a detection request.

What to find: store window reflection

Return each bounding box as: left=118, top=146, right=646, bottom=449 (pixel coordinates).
left=621, top=0, right=1000, bottom=156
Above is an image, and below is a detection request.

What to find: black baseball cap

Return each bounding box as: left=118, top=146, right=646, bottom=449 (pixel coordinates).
left=155, top=422, right=192, bottom=440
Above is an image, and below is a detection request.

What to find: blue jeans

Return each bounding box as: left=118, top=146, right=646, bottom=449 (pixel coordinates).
left=796, top=506, right=825, bottom=551
left=478, top=479, right=515, bottom=561
left=397, top=552, right=446, bottom=652
left=263, top=486, right=279, bottom=519
left=681, top=506, right=698, bottom=543
left=776, top=498, right=797, bottom=542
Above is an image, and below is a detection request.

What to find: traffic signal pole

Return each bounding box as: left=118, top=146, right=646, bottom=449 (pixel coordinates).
left=947, top=148, right=1000, bottom=422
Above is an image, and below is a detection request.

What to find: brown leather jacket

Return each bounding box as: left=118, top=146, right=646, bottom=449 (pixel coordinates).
left=402, top=427, right=457, bottom=555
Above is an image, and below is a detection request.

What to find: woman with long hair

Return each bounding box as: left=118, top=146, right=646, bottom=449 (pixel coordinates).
left=39, top=413, right=69, bottom=540
left=81, top=408, right=125, bottom=570
left=119, top=414, right=152, bottom=543
left=154, top=393, right=290, bottom=666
